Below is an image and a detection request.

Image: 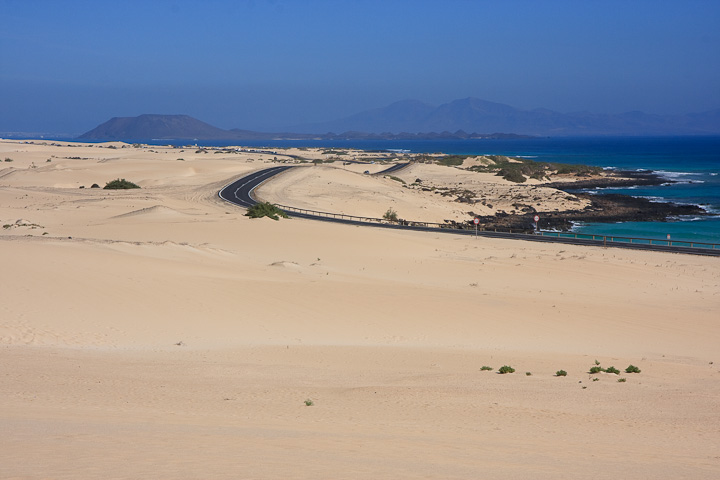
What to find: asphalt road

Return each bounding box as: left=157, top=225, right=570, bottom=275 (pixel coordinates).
left=374, top=163, right=410, bottom=175
left=219, top=166, right=720, bottom=257
left=218, top=166, right=294, bottom=208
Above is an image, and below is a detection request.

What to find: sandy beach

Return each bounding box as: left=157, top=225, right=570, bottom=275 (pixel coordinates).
left=1, top=139, right=719, bottom=479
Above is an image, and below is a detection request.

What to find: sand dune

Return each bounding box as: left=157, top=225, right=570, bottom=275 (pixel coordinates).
left=1, top=139, right=719, bottom=479
left=257, top=163, right=590, bottom=222
left=109, top=204, right=193, bottom=222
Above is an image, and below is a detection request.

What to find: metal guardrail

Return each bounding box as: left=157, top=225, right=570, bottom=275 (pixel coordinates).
left=273, top=203, right=720, bottom=252
left=274, top=203, right=526, bottom=233
left=230, top=166, right=719, bottom=256
left=536, top=231, right=719, bottom=250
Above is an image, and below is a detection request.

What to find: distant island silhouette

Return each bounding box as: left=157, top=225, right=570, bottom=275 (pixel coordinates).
left=78, top=97, right=720, bottom=141
left=77, top=113, right=532, bottom=141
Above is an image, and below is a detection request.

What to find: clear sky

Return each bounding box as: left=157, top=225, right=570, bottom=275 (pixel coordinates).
left=2, top=0, right=719, bottom=134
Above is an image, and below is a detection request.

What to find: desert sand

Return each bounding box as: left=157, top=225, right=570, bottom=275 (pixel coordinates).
left=1, top=139, right=719, bottom=479
left=258, top=161, right=589, bottom=221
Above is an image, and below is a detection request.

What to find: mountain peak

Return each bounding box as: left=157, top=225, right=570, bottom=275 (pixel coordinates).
left=78, top=114, right=231, bottom=140
left=292, top=98, right=720, bottom=136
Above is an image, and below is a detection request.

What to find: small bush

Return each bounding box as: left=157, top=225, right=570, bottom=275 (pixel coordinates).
left=592, top=377, right=599, bottom=382
left=525, top=372, right=532, bottom=376
left=589, top=366, right=604, bottom=374
left=104, top=178, right=140, bottom=189
left=4, top=157, right=13, bottom=162
left=499, top=168, right=526, bottom=183
left=498, top=365, right=515, bottom=374
left=605, top=366, right=620, bottom=375
left=304, top=399, right=314, bottom=406
left=556, top=370, right=568, bottom=377
left=387, top=175, right=406, bottom=184
left=480, top=366, right=493, bottom=371
left=245, top=202, right=289, bottom=221
left=625, top=365, right=641, bottom=374
left=383, top=208, right=398, bottom=222
left=436, top=155, right=466, bottom=167
left=617, top=378, right=627, bottom=383
left=91, top=183, right=100, bottom=188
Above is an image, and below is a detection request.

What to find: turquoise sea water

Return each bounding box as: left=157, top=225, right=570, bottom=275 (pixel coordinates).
left=230, top=136, right=720, bottom=244
left=37, top=135, right=720, bottom=244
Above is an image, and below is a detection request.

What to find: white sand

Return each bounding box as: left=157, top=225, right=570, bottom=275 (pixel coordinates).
left=1, top=139, right=719, bottom=479
left=257, top=162, right=589, bottom=222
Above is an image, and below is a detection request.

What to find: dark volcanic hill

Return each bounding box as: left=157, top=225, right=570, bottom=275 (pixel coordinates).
left=79, top=99, right=720, bottom=141
left=78, top=114, right=232, bottom=140
left=77, top=113, right=529, bottom=141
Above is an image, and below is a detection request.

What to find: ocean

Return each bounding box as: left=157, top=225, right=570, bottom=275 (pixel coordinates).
left=225, top=136, right=720, bottom=244
left=41, top=135, right=720, bottom=244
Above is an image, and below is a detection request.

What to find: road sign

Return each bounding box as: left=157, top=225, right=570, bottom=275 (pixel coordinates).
left=473, top=218, right=480, bottom=225
left=534, top=215, right=540, bottom=222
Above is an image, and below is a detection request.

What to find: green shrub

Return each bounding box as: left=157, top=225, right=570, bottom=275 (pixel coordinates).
left=499, top=168, right=526, bottom=183
left=552, top=163, right=602, bottom=176
left=304, top=399, right=314, bottom=406
left=525, top=372, right=532, bottom=376
left=245, top=202, right=289, bottom=221
left=468, top=155, right=601, bottom=182
left=605, top=366, right=620, bottom=375
left=498, top=365, right=515, bottom=374
left=480, top=366, right=493, bottom=371
left=436, top=155, right=466, bottom=167
left=556, top=370, right=568, bottom=377
left=383, top=208, right=398, bottom=222
left=4, top=157, right=13, bottom=162
left=592, top=377, right=599, bottom=382
left=589, top=366, right=604, bottom=374
left=617, top=378, right=627, bottom=383
left=625, top=365, right=641, bottom=374
left=104, top=178, right=140, bottom=189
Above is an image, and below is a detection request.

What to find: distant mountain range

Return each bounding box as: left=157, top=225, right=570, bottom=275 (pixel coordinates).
left=78, top=97, right=720, bottom=141
left=77, top=113, right=528, bottom=141
left=292, top=98, right=720, bottom=136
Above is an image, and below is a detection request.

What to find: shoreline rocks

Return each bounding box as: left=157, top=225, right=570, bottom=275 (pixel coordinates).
left=465, top=171, right=708, bottom=232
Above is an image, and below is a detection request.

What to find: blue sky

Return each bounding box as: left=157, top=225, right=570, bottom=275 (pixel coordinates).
left=1, top=0, right=719, bottom=134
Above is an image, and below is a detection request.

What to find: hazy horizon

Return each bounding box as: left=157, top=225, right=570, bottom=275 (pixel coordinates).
left=2, top=0, right=719, bottom=135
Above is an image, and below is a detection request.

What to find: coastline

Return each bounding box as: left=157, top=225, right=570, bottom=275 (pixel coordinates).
left=474, top=169, right=708, bottom=232
left=1, top=138, right=719, bottom=479
left=3, top=137, right=715, bottom=235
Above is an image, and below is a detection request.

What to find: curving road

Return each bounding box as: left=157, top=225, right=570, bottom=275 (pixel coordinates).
left=219, top=166, right=720, bottom=257
left=374, top=163, right=410, bottom=175
left=219, top=166, right=294, bottom=208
